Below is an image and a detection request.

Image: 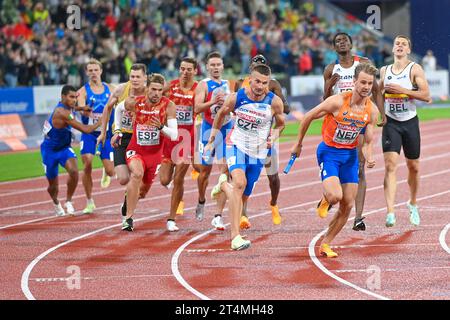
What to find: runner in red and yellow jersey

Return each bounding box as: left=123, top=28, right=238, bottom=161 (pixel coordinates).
left=291, top=63, right=379, bottom=258
left=159, top=57, right=200, bottom=230
left=117, top=74, right=178, bottom=231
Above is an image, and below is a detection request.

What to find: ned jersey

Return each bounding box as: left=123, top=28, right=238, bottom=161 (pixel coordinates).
left=322, top=92, right=372, bottom=149
left=202, top=78, right=232, bottom=125
left=230, top=88, right=274, bottom=159
left=383, top=61, right=417, bottom=121
left=332, top=56, right=361, bottom=95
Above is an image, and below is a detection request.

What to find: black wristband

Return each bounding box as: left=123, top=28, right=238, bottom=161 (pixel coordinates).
left=158, top=124, right=164, bottom=130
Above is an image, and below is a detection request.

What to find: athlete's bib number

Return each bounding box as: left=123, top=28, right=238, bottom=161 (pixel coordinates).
left=89, top=113, right=102, bottom=131
left=42, top=120, right=52, bottom=135
left=122, top=111, right=133, bottom=131
left=176, top=105, right=193, bottom=125
left=333, top=124, right=360, bottom=145
left=137, top=124, right=160, bottom=146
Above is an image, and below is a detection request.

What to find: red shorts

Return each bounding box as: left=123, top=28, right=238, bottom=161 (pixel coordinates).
left=126, top=150, right=162, bottom=185
left=162, top=125, right=194, bottom=164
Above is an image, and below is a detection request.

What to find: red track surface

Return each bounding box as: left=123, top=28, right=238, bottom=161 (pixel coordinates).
left=1, top=119, right=449, bottom=300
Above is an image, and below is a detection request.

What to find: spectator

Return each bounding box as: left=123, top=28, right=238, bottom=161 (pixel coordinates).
left=422, top=50, right=437, bottom=72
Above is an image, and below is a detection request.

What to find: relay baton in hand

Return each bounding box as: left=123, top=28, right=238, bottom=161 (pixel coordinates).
left=283, top=154, right=297, bottom=174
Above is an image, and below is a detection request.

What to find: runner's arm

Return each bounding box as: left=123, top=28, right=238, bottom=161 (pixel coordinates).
left=207, top=93, right=237, bottom=144
left=269, top=95, right=286, bottom=144
left=161, top=101, right=178, bottom=141
left=60, top=109, right=101, bottom=134
left=271, top=79, right=290, bottom=114
left=361, top=105, right=379, bottom=168
left=234, top=79, right=243, bottom=92
left=113, top=100, right=125, bottom=134
left=194, top=81, right=218, bottom=113
left=323, top=63, right=339, bottom=100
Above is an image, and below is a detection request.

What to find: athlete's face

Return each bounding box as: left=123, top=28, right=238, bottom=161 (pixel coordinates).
left=206, top=57, right=224, bottom=79
left=86, top=64, right=102, bottom=82
left=147, top=82, right=164, bottom=104
left=353, top=71, right=374, bottom=97
left=62, top=91, right=78, bottom=108
left=129, top=69, right=147, bottom=90
left=249, top=71, right=270, bottom=97
left=334, top=35, right=352, bottom=54
left=392, top=37, right=411, bottom=57
left=179, top=61, right=197, bottom=82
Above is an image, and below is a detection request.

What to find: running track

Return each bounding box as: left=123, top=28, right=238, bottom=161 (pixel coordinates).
left=0, top=119, right=449, bottom=300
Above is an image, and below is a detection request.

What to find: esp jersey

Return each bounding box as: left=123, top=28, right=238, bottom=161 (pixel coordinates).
left=322, top=92, right=372, bottom=149
left=202, top=78, right=232, bottom=125
left=128, top=96, right=169, bottom=154
left=332, top=56, right=361, bottom=95
left=168, top=79, right=198, bottom=128
left=384, top=62, right=417, bottom=121
left=42, top=102, right=73, bottom=150
left=230, top=88, right=274, bottom=159
left=81, top=82, right=112, bottom=136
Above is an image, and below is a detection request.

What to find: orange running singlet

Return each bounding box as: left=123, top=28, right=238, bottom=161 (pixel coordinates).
left=322, top=92, right=372, bottom=149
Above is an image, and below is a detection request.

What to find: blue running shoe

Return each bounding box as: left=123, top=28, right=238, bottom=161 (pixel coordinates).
left=386, top=213, right=396, bottom=227
left=407, top=201, right=420, bottom=226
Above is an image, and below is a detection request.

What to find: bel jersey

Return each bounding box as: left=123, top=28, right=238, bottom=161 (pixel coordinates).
left=168, top=79, right=197, bottom=128
left=129, top=96, right=169, bottom=154
left=81, top=82, right=112, bottom=136
left=332, top=56, right=361, bottom=95
left=230, top=88, right=274, bottom=159
left=384, top=62, right=417, bottom=121
left=322, top=92, right=372, bottom=149
left=202, top=78, right=232, bottom=125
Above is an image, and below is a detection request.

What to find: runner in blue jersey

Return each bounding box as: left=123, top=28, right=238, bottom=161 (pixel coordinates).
left=76, top=59, right=116, bottom=214
left=41, top=85, right=102, bottom=216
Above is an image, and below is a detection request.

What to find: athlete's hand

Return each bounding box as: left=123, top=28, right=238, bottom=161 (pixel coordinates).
left=366, top=158, right=376, bottom=168
left=111, top=133, right=122, bottom=148
left=377, top=113, right=387, bottom=127
left=290, top=143, right=302, bottom=158
left=213, top=92, right=225, bottom=106
left=327, top=73, right=340, bottom=87
left=96, top=132, right=105, bottom=146
left=384, top=84, right=405, bottom=95
left=148, top=116, right=163, bottom=129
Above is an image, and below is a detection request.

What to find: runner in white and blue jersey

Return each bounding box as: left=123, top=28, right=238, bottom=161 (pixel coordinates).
left=76, top=59, right=116, bottom=214
left=204, top=64, right=285, bottom=251
left=40, top=85, right=101, bottom=216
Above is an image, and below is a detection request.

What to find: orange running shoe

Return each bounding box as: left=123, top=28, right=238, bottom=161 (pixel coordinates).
left=270, top=204, right=281, bottom=225
left=239, top=216, right=251, bottom=229
left=316, top=197, right=332, bottom=219
left=176, top=200, right=184, bottom=215
left=191, top=169, right=200, bottom=180
left=319, top=243, right=338, bottom=258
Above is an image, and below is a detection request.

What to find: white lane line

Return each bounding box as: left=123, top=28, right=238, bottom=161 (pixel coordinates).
left=439, top=224, right=450, bottom=254
left=32, top=274, right=173, bottom=282
left=308, top=189, right=450, bottom=301
left=333, top=266, right=450, bottom=273
left=173, top=169, right=450, bottom=300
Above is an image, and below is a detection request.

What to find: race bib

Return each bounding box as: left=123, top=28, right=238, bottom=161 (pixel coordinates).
left=136, top=124, right=160, bottom=146
left=42, top=120, right=52, bottom=135
left=89, top=112, right=102, bottom=131
left=121, top=111, right=133, bottom=131
left=332, top=123, right=360, bottom=145
left=176, top=105, right=194, bottom=125
left=385, top=94, right=409, bottom=114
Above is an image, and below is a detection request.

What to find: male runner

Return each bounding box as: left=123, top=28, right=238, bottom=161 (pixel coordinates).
left=322, top=32, right=385, bottom=231
left=291, top=63, right=379, bottom=257
left=380, top=35, right=431, bottom=228
left=41, top=85, right=101, bottom=215
left=77, top=59, right=115, bottom=214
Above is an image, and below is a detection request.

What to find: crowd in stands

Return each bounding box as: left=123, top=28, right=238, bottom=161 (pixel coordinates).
left=0, top=0, right=389, bottom=88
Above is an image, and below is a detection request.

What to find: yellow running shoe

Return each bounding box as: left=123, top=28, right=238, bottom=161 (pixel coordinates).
left=100, top=167, right=111, bottom=188
left=191, top=169, right=199, bottom=180
left=239, top=216, right=251, bottom=229
left=211, top=173, right=227, bottom=200
left=316, top=197, right=332, bottom=219
left=176, top=200, right=184, bottom=215
left=319, top=243, right=338, bottom=258
left=271, top=204, right=281, bottom=225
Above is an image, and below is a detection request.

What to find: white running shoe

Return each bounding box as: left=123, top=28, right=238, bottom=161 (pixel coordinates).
left=195, top=203, right=205, bottom=221
left=64, top=201, right=75, bottom=216
left=166, top=220, right=179, bottom=232
left=54, top=202, right=65, bottom=216
left=100, top=168, right=111, bottom=188
left=211, top=215, right=225, bottom=230
left=231, top=235, right=251, bottom=251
